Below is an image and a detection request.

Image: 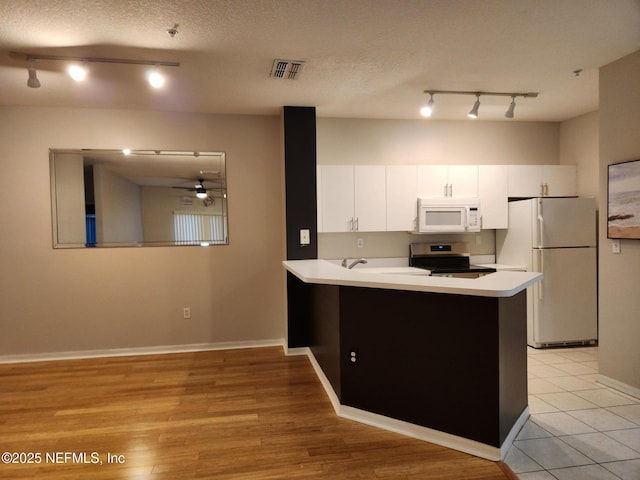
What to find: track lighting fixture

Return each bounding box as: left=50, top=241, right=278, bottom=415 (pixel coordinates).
left=505, top=96, right=516, bottom=119
left=421, top=89, right=538, bottom=119
left=468, top=95, right=481, bottom=119
left=147, top=67, right=165, bottom=88
left=14, top=52, right=179, bottom=89
left=27, top=59, right=40, bottom=88
left=420, top=93, right=435, bottom=117
left=68, top=63, right=88, bottom=82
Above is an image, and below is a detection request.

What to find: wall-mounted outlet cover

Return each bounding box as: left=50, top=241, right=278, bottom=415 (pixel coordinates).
left=612, top=239, right=621, bottom=254
left=300, top=228, right=310, bottom=245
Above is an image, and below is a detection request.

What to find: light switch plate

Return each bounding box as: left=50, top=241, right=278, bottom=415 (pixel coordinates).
left=300, top=229, right=310, bottom=245
left=612, top=239, right=621, bottom=254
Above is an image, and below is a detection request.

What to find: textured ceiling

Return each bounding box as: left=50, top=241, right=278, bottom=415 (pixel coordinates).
left=1, top=0, right=640, bottom=121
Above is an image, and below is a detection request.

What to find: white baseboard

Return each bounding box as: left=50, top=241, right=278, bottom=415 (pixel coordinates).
left=598, top=374, right=640, bottom=400
left=0, top=338, right=286, bottom=364
left=304, top=349, right=506, bottom=461
left=283, top=346, right=311, bottom=357
left=500, top=407, right=529, bottom=460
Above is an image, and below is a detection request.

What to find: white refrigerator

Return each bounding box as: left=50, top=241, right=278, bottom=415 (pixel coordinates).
left=496, top=197, right=597, bottom=348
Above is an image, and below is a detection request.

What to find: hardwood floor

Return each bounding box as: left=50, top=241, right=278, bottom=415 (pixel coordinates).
left=0, top=347, right=514, bottom=479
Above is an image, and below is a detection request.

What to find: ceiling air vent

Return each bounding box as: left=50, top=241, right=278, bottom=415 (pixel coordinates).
left=270, top=59, right=305, bottom=79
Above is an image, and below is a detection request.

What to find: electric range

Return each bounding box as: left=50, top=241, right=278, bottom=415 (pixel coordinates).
left=408, top=242, right=496, bottom=279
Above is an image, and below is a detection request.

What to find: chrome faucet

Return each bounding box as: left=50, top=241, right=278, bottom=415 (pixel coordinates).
left=346, top=258, right=368, bottom=269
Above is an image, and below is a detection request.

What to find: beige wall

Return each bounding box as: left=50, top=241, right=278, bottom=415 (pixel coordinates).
left=316, top=117, right=560, bottom=259
left=317, top=118, right=560, bottom=166
left=598, top=50, right=640, bottom=392
left=0, top=106, right=285, bottom=357
left=559, top=111, right=599, bottom=201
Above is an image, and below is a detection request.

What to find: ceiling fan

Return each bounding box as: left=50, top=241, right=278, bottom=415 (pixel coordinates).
left=172, top=178, right=210, bottom=199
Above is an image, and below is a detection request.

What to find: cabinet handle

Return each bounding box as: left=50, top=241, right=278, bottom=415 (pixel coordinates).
left=544, top=183, right=549, bottom=196
left=540, top=183, right=545, bottom=196
left=443, top=184, right=448, bottom=197
left=449, top=184, right=453, bottom=197
left=349, top=218, right=353, bottom=231
left=354, top=217, right=359, bottom=231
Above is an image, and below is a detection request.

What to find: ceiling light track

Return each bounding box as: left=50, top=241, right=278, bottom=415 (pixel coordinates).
left=12, top=51, right=179, bottom=89
left=420, top=89, right=539, bottom=119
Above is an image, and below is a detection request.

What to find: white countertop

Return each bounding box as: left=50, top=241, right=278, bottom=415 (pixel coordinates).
left=283, top=259, right=542, bottom=298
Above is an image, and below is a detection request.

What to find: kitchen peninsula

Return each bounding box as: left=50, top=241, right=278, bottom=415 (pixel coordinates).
left=284, top=259, right=542, bottom=460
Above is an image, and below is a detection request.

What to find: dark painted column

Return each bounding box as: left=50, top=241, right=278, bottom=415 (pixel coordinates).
left=283, top=106, right=318, bottom=347
left=283, top=106, right=317, bottom=261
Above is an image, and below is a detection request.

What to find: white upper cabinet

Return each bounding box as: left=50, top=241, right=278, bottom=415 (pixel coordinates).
left=478, top=165, right=508, bottom=229
left=318, top=163, right=577, bottom=233
left=508, top=165, right=577, bottom=198
left=319, top=165, right=354, bottom=232
left=354, top=165, right=386, bottom=232
left=316, top=165, right=323, bottom=232
left=417, top=165, right=478, bottom=198
left=541, top=165, right=577, bottom=197
left=386, top=165, right=418, bottom=231
left=318, top=165, right=386, bottom=232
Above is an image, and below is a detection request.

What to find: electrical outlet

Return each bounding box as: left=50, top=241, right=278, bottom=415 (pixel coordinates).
left=300, top=229, right=310, bottom=246
left=356, top=237, right=364, bottom=248
left=349, top=349, right=359, bottom=366
left=183, top=307, right=191, bottom=319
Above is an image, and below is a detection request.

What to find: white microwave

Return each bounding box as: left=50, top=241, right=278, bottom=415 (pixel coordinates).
left=417, top=198, right=481, bottom=233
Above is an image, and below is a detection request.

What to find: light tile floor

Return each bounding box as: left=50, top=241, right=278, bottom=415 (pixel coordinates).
left=505, top=346, right=640, bottom=480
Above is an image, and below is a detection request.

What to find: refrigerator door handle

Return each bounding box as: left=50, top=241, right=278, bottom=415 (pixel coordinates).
left=537, top=198, right=544, bottom=247
left=537, top=249, right=544, bottom=300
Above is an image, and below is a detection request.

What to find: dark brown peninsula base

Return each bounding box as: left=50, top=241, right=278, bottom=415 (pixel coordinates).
left=287, top=272, right=528, bottom=453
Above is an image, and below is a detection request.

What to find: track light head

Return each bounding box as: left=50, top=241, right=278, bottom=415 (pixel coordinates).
left=27, top=60, right=40, bottom=88
left=68, top=63, right=88, bottom=82
left=505, top=96, right=516, bottom=119
left=147, top=68, right=165, bottom=88
left=420, top=93, right=435, bottom=117
left=468, top=96, right=480, bottom=119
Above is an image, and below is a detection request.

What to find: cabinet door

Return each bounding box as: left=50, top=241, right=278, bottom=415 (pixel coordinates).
left=320, top=165, right=354, bottom=232
left=542, top=165, right=577, bottom=197
left=316, top=166, right=322, bottom=232
left=386, top=165, right=418, bottom=231
left=478, top=165, right=508, bottom=229
left=417, top=165, right=448, bottom=197
left=448, top=165, right=478, bottom=197
left=508, top=165, right=543, bottom=197
left=354, top=166, right=386, bottom=231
